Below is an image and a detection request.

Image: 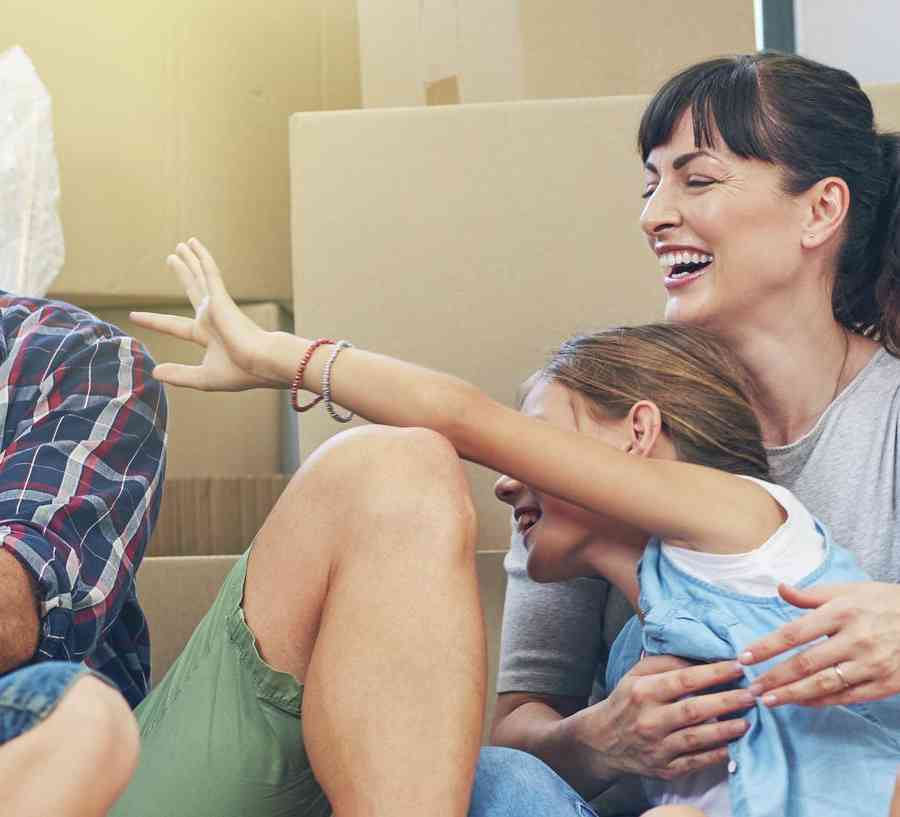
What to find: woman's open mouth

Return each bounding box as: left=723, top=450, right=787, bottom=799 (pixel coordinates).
left=659, top=251, right=714, bottom=289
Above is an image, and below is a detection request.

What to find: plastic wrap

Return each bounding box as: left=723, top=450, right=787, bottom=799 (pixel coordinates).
left=0, top=46, right=64, bottom=297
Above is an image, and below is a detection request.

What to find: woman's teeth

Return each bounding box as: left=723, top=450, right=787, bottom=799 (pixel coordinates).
left=658, top=251, right=714, bottom=268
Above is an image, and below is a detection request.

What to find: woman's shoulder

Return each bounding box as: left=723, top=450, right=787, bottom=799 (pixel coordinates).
left=852, top=346, right=900, bottom=393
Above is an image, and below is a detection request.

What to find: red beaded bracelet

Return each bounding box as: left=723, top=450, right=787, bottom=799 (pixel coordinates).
left=291, top=338, right=335, bottom=413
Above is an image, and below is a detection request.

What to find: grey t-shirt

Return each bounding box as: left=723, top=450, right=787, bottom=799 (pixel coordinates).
left=497, top=347, right=900, bottom=699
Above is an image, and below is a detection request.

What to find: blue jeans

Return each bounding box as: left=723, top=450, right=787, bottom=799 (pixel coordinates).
left=0, top=662, right=94, bottom=746
left=471, top=747, right=600, bottom=817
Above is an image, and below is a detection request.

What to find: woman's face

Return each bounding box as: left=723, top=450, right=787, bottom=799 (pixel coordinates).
left=640, top=112, right=808, bottom=332
left=493, top=378, right=645, bottom=582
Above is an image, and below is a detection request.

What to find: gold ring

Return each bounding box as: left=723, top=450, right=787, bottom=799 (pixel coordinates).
left=833, top=664, right=851, bottom=690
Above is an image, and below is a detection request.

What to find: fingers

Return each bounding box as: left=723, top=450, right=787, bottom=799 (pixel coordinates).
left=650, top=660, right=746, bottom=703
left=659, top=746, right=731, bottom=782
left=752, top=661, right=858, bottom=708
left=744, top=631, right=855, bottom=698
left=657, top=687, right=754, bottom=733
left=187, top=238, right=228, bottom=298
left=169, top=250, right=207, bottom=310
left=659, top=715, right=749, bottom=759
left=151, top=363, right=212, bottom=390
left=739, top=607, right=839, bottom=666
left=129, top=312, right=198, bottom=343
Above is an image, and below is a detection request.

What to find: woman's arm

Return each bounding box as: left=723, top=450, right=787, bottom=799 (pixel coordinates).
left=135, top=239, right=781, bottom=554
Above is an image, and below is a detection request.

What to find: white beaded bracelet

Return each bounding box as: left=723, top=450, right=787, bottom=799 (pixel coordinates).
left=321, top=340, right=355, bottom=423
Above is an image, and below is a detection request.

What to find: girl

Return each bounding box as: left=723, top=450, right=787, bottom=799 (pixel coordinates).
left=130, top=238, right=900, bottom=817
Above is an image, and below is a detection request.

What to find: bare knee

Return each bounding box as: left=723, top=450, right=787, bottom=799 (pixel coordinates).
left=57, top=676, right=139, bottom=780
left=282, top=425, right=476, bottom=550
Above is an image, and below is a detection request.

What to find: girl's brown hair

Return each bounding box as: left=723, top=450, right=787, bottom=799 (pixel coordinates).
left=543, top=324, right=770, bottom=480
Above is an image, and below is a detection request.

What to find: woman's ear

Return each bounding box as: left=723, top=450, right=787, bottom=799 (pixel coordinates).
left=801, top=176, right=850, bottom=250
left=627, top=400, right=664, bottom=457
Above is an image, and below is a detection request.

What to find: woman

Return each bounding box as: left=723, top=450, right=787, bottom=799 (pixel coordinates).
left=491, top=51, right=900, bottom=812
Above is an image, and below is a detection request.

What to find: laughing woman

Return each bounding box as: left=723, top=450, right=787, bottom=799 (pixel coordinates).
left=491, top=52, right=900, bottom=815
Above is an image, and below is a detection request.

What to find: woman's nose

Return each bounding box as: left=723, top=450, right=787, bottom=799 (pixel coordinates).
left=494, top=474, right=524, bottom=505
left=639, top=185, right=682, bottom=237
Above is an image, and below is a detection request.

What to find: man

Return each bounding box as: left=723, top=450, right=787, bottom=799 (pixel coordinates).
left=0, top=291, right=167, bottom=817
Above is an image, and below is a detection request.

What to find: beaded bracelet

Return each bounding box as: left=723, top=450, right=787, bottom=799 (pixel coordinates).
left=321, top=340, right=355, bottom=423
left=290, top=338, right=334, bottom=413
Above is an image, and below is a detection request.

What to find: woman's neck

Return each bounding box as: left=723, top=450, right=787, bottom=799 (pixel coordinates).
left=723, top=317, right=879, bottom=447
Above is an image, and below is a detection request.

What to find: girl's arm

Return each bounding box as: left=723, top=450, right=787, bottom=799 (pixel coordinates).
left=134, top=239, right=781, bottom=553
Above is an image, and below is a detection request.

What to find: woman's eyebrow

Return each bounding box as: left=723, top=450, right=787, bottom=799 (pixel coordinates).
left=673, top=150, right=716, bottom=170
left=644, top=150, right=718, bottom=174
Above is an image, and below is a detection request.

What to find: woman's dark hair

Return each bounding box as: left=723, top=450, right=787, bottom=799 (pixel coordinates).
left=639, top=52, right=900, bottom=354
left=543, top=324, right=770, bottom=480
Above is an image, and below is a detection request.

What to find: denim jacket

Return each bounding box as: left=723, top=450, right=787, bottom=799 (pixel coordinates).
left=607, top=530, right=900, bottom=817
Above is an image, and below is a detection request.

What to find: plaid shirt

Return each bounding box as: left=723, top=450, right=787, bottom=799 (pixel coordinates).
left=0, top=293, right=166, bottom=707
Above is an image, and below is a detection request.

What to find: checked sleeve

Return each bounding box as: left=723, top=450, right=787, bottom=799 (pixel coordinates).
left=0, top=300, right=166, bottom=705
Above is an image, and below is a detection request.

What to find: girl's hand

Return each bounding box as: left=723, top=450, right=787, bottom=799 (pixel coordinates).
left=739, top=582, right=900, bottom=707
left=131, top=239, right=280, bottom=392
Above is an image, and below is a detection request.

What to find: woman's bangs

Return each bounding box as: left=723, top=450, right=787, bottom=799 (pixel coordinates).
left=638, top=57, right=773, bottom=163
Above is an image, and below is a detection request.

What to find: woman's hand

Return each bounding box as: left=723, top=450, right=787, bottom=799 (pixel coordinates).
left=739, top=582, right=900, bottom=707
left=573, top=656, right=753, bottom=783
left=131, top=239, right=280, bottom=392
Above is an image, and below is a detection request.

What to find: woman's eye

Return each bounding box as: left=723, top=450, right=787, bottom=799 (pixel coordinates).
left=641, top=186, right=657, bottom=200
left=687, top=177, right=715, bottom=188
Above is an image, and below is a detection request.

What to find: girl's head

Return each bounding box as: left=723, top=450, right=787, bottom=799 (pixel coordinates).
left=638, top=52, right=900, bottom=351
left=496, top=323, right=769, bottom=581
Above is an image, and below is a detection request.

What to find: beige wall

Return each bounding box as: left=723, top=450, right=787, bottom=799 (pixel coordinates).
left=358, top=0, right=756, bottom=107
left=1, top=1, right=361, bottom=307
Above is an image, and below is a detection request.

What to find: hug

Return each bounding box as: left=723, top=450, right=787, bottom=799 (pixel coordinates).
left=1, top=50, right=900, bottom=817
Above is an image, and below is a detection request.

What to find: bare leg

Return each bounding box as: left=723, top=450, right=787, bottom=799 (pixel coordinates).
left=1, top=675, right=139, bottom=817
left=643, top=807, right=708, bottom=817
left=243, top=425, right=486, bottom=817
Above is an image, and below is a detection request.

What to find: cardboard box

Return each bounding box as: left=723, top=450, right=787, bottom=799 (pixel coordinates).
left=357, top=0, right=756, bottom=107
left=0, top=1, right=361, bottom=306
left=138, top=549, right=507, bottom=740
left=149, top=475, right=291, bottom=557
left=288, top=86, right=900, bottom=553
left=92, top=302, right=295, bottom=478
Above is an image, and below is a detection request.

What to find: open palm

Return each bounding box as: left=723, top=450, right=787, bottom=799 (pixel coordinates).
left=131, top=239, right=278, bottom=392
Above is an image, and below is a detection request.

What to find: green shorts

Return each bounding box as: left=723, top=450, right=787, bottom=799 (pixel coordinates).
left=111, top=549, right=332, bottom=817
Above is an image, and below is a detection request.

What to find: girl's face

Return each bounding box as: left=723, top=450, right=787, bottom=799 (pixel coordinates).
left=494, top=378, right=647, bottom=582
left=640, top=113, right=809, bottom=333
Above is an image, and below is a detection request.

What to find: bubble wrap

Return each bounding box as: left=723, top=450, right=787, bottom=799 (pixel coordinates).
left=0, top=46, right=64, bottom=297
